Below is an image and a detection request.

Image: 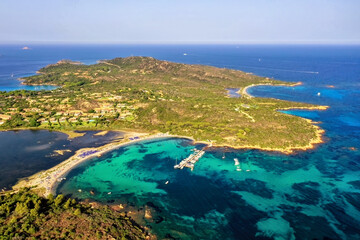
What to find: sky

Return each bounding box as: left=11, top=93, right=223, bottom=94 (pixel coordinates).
left=0, top=0, right=359, bottom=44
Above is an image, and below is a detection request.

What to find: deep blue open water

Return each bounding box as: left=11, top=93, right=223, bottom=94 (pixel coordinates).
left=1, top=45, right=360, bottom=239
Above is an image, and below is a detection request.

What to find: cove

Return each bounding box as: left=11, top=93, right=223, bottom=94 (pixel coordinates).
left=56, top=134, right=360, bottom=239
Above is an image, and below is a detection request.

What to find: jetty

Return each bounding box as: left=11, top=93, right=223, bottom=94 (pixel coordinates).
left=174, top=147, right=206, bottom=171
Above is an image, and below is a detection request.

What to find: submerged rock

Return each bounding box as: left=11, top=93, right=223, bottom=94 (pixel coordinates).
left=233, top=178, right=274, bottom=199
left=285, top=181, right=321, bottom=205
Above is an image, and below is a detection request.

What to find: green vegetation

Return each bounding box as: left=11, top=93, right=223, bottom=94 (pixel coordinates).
left=0, top=57, right=325, bottom=150
left=0, top=188, right=148, bottom=239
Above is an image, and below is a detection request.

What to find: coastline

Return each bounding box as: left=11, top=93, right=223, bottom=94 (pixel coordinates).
left=209, top=119, right=324, bottom=154
left=12, top=132, right=170, bottom=197
left=11, top=119, right=325, bottom=197
left=9, top=81, right=330, bottom=196
left=173, top=117, right=324, bottom=154
left=278, top=106, right=329, bottom=110
left=240, top=81, right=303, bottom=98
left=239, top=82, right=330, bottom=112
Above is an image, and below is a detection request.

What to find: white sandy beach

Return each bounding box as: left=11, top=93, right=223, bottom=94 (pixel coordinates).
left=240, top=82, right=303, bottom=98
left=13, top=132, right=171, bottom=196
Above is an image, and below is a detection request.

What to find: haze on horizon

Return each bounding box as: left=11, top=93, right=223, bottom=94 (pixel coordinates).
left=0, top=0, right=359, bottom=45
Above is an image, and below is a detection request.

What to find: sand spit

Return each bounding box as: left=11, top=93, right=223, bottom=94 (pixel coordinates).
left=12, top=132, right=168, bottom=197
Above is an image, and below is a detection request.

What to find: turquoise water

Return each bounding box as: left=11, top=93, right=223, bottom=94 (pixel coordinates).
left=0, top=130, right=124, bottom=189
left=57, top=136, right=360, bottom=239
left=2, top=45, right=360, bottom=239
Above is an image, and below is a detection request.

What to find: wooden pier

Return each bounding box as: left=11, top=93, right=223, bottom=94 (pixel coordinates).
left=174, top=148, right=206, bottom=171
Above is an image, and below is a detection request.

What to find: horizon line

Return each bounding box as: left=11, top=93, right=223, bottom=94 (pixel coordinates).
left=1, top=40, right=360, bottom=46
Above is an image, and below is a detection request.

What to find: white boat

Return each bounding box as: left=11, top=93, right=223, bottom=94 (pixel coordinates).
left=317, top=92, right=321, bottom=96
left=234, top=158, right=239, bottom=166
left=183, top=53, right=188, bottom=56
left=108, top=192, right=112, bottom=195
left=165, top=181, right=169, bottom=184
left=57, top=177, right=66, bottom=182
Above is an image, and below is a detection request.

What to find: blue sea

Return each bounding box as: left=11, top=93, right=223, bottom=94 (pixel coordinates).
left=1, top=44, right=360, bottom=239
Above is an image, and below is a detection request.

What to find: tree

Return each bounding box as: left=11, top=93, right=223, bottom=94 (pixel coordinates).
left=66, top=117, right=72, bottom=126
left=48, top=194, right=54, bottom=203
left=237, top=129, right=246, bottom=139
left=54, top=195, right=64, bottom=207
left=29, top=117, right=40, bottom=127
left=47, top=117, right=52, bottom=128
left=63, top=199, right=71, bottom=210
left=4, top=114, right=25, bottom=128
left=30, top=208, right=39, bottom=217
left=55, top=115, right=62, bottom=126
left=94, top=118, right=100, bottom=127
left=74, top=208, right=81, bottom=216
left=14, top=202, right=29, bottom=217
left=76, top=117, right=83, bottom=126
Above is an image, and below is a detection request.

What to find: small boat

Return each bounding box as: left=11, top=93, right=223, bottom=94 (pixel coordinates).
left=90, top=190, right=95, bottom=195
left=234, top=158, right=239, bottom=166
left=11, top=73, right=14, bottom=78
left=78, top=189, right=82, bottom=192
left=183, top=53, right=188, bottom=56
left=317, top=92, right=321, bottom=96
left=222, top=153, right=225, bottom=159
left=246, top=162, right=251, bottom=172
left=108, top=192, right=112, bottom=195
left=165, top=181, right=169, bottom=185
left=57, top=177, right=66, bottom=182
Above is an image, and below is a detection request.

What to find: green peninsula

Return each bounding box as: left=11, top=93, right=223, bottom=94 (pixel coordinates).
left=0, top=57, right=327, bottom=153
